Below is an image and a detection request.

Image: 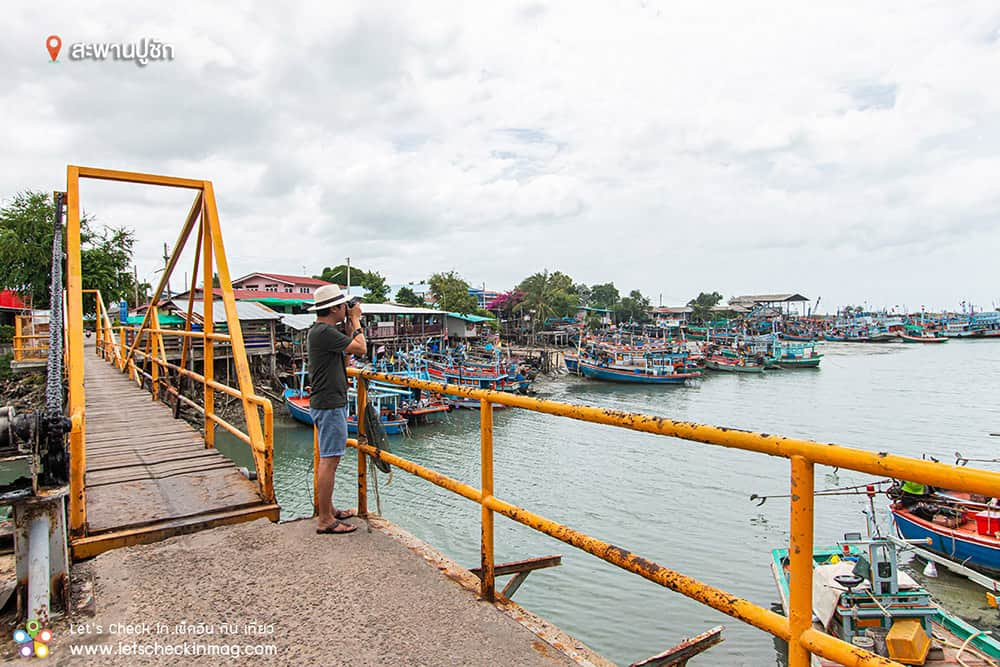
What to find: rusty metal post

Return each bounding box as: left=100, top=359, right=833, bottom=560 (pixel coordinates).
left=150, top=308, right=160, bottom=401
left=788, top=455, right=814, bottom=667
left=201, top=209, right=214, bottom=448
left=65, top=168, right=87, bottom=537
left=480, top=398, right=495, bottom=602
left=357, top=379, right=368, bottom=517
left=14, top=492, right=70, bottom=625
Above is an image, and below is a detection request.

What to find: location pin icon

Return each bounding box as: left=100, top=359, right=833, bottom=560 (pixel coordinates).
left=46, top=35, right=62, bottom=62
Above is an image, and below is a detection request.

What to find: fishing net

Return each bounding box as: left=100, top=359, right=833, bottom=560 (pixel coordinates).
left=361, top=379, right=391, bottom=473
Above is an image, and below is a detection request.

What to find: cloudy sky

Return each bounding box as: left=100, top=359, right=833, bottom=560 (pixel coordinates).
left=4, top=2, right=1000, bottom=312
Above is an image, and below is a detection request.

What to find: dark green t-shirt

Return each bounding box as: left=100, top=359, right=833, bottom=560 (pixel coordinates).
left=307, top=322, right=351, bottom=409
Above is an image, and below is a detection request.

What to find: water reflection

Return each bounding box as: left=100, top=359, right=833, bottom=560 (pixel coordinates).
left=214, top=340, right=1000, bottom=665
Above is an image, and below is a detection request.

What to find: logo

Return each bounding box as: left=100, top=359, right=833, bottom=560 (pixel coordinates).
left=45, top=35, right=61, bottom=62
left=13, top=620, right=52, bottom=659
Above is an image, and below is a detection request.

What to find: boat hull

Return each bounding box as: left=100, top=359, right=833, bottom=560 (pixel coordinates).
left=347, top=415, right=407, bottom=435
left=704, top=360, right=765, bottom=373
left=579, top=361, right=699, bottom=384
left=776, top=357, right=822, bottom=369
left=900, top=334, right=948, bottom=343
left=283, top=389, right=313, bottom=426
left=891, top=506, right=1000, bottom=578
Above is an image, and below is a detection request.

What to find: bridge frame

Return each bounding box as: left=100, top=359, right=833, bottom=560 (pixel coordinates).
left=65, top=166, right=277, bottom=549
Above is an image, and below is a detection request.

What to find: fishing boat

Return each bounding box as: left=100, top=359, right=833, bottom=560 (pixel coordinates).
left=283, top=387, right=313, bottom=425
left=780, top=332, right=819, bottom=342
left=889, top=493, right=1000, bottom=579
left=283, top=367, right=313, bottom=425
left=578, top=345, right=701, bottom=385
left=564, top=351, right=580, bottom=373
left=346, top=383, right=408, bottom=435
left=771, top=341, right=823, bottom=368
left=282, top=370, right=409, bottom=434
left=899, top=324, right=948, bottom=343
left=900, top=333, right=948, bottom=343
left=399, top=395, right=450, bottom=424
left=770, top=515, right=1000, bottom=666
left=704, top=354, right=765, bottom=373
left=578, top=359, right=700, bottom=384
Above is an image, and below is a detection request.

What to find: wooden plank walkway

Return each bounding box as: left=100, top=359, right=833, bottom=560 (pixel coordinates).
left=77, top=343, right=278, bottom=554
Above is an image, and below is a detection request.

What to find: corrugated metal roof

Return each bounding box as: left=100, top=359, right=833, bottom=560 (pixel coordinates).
left=280, top=313, right=316, bottom=331
left=731, top=293, right=808, bottom=304
left=172, top=299, right=282, bottom=323
left=362, top=304, right=441, bottom=315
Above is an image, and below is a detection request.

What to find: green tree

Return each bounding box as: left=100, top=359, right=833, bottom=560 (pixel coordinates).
left=81, top=226, right=137, bottom=307
left=0, top=190, right=136, bottom=311
left=616, top=289, right=651, bottom=324
left=394, top=286, right=425, bottom=307
left=589, top=282, right=620, bottom=310
left=0, top=191, right=81, bottom=306
left=429, top=271, right=477, bottom=314
left=315, top=264, right=374, bottom=287
left=687, top=291, right=723, bottom=323
left=359, top=270, right=390, bottom=304
left=572, top=283, right=591, bottom=306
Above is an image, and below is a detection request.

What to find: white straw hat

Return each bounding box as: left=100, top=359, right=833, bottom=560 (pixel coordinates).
left=307, top=284, right=348, bottom=311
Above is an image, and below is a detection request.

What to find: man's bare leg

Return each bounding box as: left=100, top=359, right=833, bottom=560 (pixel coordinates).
left=316, top=455, right=341, bottom=530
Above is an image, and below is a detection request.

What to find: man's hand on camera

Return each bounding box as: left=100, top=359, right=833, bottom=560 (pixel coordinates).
left=348, top=301, right=363, bottom=320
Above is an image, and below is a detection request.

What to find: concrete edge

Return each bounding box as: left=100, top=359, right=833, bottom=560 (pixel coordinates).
left=364, top=514, right=618, bottom=667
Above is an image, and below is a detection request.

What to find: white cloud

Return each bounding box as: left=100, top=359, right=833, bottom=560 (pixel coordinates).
left=3, top=1, right=1000, bottom=311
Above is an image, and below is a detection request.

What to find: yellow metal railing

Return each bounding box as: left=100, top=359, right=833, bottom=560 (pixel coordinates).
left=65, top=167, right=276, bottom=538
left=321, top=368, right=1000, bottom=667
left=12, top=314, right=49, bottom=361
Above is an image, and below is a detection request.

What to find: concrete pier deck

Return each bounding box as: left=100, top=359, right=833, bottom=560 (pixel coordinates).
left=45, top=517, right=612, bottom=666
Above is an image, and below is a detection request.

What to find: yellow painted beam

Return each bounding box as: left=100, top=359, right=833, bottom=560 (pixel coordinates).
left=788, top=456, right=814, bottom=667
left=74, top=165, right=205, bottom=190
left=66, top=167, right=87, bottom=536
left=480, top=399, right=495, bottom=602
left=70, top=504, right=281, bottom=560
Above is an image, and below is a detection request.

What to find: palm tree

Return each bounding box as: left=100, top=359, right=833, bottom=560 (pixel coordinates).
left=515, top=271, right=560, bottom=344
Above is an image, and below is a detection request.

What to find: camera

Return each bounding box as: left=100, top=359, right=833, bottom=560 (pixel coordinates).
left=346, top=296, right=362, bottom=308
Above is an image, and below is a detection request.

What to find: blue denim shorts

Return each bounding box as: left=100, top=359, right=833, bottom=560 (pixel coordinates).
left=311, top=406, right=348, bottom=458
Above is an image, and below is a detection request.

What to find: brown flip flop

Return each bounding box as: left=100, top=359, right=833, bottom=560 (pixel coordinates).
left=334, top=508, right=357, bottom=520
left=316, top=520, right=356, bottom=535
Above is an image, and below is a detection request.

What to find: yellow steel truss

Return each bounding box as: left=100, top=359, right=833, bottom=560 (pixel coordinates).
left=65, top=166, right=276, bottom=539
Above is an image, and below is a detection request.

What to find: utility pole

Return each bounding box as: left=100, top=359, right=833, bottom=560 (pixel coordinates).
left=162, top=243, right=172, bottom=298
left=345, top=256, right=351, bottom=291
left=133, top=265, right=139, bottom=307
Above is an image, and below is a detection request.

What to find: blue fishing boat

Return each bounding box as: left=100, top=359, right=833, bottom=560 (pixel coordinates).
left=578, top=348, right=701, bottom=384
left=282, top=370, right=409, bottom=434
left=890, top=493, right=1000, bottom=578
left=346, top=383, right=408, bottom=435
left=283, top=386, right=313, bottom=425
left=564, top=351, right=580, bottom=373
left=283, top=367, right=313, bottom=425
left=770, top=513, right=1000, bottom=665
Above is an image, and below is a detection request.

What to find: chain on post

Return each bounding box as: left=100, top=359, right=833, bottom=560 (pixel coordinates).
left=46, top=193, right=65, bottom=414
left=40, top=192, right=70, bottom=487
